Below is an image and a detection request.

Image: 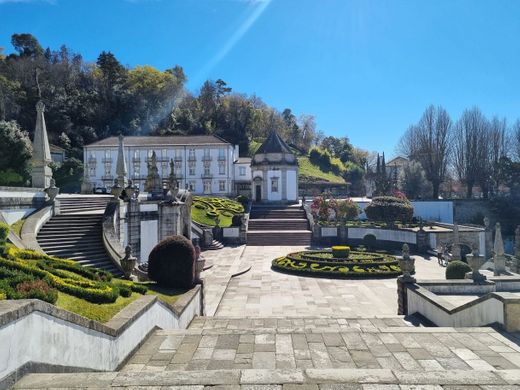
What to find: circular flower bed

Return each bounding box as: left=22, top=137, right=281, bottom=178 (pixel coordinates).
left=272, top=249, right=401, bottom=278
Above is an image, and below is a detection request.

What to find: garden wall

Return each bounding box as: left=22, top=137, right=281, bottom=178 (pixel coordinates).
left=0, top=286, right=202, bottom=390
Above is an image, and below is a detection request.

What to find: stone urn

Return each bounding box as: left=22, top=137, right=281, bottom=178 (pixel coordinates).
left=111, top=178, right=123, bottom=199
left=45, top=178, right=60, bottom=202
left=466, top=250, right=486, bottom=283
left=120, top=245, right=137, bottom=279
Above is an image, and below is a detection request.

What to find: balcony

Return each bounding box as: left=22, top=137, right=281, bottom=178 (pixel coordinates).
left=102, top=175, right=114, bottom=181
left=132, top=157, right=141, bottom=163
left=202, top=155, right=212, bottom=161
left=102, top=157, right=112, bottom=164
left=188, top=155, right=196, bottom=161
left=201, top=173, right=213, bottom=179
left=174, top=156, right=183, bottom=162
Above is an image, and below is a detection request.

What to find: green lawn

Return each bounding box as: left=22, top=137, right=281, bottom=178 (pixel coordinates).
left=298, top=157, right=346, bottom=184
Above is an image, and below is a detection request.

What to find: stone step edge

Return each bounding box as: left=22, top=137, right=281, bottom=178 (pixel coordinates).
left=14, top=368, right=519, bottom=388
left=154, top=326, right=499, bottom=335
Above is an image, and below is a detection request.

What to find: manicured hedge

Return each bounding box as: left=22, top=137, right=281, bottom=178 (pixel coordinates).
left=272, top=249, right=401, bottom=278
left=0, top=247, right=148, bottom=304
left=192, top=196, right=244, bottom=227
left=365, top=196, right=414, bottom=223
left=446, top=260, right=472, bottom=279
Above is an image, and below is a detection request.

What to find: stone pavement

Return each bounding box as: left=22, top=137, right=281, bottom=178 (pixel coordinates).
left=214, top=246, right=446, bottom=317
left=124, top=317, right=520, bottom=373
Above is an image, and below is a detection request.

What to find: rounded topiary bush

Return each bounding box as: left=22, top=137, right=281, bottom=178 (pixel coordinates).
left=0, top=222, right=9, bottom=256
left=332, top=246, right=350, bottom=258
left=147, top=235, right=195, bottom=289
left=363, top=234, right=377, bottom=249
left=446, top=260, right=472, bottom=279
left=365, top=196, right=414, bottom=223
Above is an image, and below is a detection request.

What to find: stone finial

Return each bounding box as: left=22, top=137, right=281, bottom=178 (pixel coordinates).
left=402, top=243, right=410, bottom=259
left=144, top=151, right=162, bottom=198
left=484, top=216, right=490, bottom=229
left=494, top=222, right=505, bottom=257
left=399, top=243, right=415, bottom=283
left=31, top=100, right=53, bottom=188
left=116, top=134, right=128, bottom=187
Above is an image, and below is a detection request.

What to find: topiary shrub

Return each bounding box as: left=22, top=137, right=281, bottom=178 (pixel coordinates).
left=147, top=235, right=195, bottom=289
left=365, top=196, right=414, bottom=223
left=231, top=214, right=243, bottom=227
left=15, top=279, right=58, bottom=304
left=337, top=199, right=361, bottom=221
left=446, top=260, right=472, bottom=279
left=332, top=246, right=350, bottom=258
left=0, top=222, right=9, bottom=257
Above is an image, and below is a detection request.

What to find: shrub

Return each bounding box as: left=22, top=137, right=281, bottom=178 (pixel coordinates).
left=147, top=235, right=195, bottom=289
left=0, top=222, right=9, bottom=256
left=446, top=260, right=472, bottom=279
left=0, top=292, right=5, bottom=300
left=231, top=214, right=243, bottom=227
left=16, top=279, right=58, bottom=304
left=118, top=286, right=132, bottom=297
left=332, top=246, right=350, bottom=258
left=337, top=199, right=360, bottom=221
left=236, top=195, right=249, bottom=206
left=364, top=196, right=414, bottom=223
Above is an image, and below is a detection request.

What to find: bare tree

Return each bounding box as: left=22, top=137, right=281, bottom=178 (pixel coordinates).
left=512, top=119, right=520, bottom=161
left=398, top=105, right=451, bottom=199
left=481, top=116, right=508, bottom=197
left=453, top=107, right=489, bottom=198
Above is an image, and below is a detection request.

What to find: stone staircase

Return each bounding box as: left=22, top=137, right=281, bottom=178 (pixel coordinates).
left=14, top=316, right=520, bottom=388
left=37, top=195, right=123, bottom=277
left=247, top=205, right=312, bottom=246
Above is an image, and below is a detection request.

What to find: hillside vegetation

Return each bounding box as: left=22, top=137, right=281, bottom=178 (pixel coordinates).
left=298, top=157, right=346, bottom=184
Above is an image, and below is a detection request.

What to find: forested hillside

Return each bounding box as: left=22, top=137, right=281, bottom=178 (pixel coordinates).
left=0, top=33, right=367, bottom=190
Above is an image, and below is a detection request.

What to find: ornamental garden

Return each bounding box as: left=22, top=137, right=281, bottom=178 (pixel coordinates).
left=191, top=196, right=246, bottom=227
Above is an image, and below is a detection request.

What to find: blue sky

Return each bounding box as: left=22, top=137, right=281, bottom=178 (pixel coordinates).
left=1, top=0, right=519, bottom=157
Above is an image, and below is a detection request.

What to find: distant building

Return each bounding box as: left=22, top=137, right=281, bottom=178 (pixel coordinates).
left=386, top=156, right=408, bottom=185
left=50, top=144, right=66, bottom=166
left=251, top=130, right=298, bottom=203
left=83, top=135, right=245, bottom=195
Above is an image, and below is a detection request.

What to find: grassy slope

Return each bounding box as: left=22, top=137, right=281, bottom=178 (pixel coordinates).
left=56, top=284, right=184, bottom=323
left=298, top=157, right=346, bottom=184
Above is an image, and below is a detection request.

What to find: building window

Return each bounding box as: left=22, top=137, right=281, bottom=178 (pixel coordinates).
left=219, top=181, right=226, bottom=192
left=218, top=162, right=225, bottom=175
left=89, top=167, right=96, bottom=176
left=204, top=163, right=211, bottom=176
left=189, top=181, right=195, bottom=191
left=218, top=148, right=225, bottom=160
left=134, top=150, right=139, bottom=158
left=189, top=148, right=196, bottom=160
left=271, top=178, right=279, bottom=193
left=104, top=149, right=110, bottom=158
left=134, top=165, right=140, bottom=179
left=204, top=148, right=210, bottom=158
left=203, top=180, right=211, bottom=194
left=105, top=165, right=111, bottom=176
left=189, top=166, right=195, bottom=176
left=239, top=167, right=246, bottom=176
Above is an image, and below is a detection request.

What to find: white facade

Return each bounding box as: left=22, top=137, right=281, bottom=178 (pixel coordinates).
left=84, top=136, right=247, bottom=196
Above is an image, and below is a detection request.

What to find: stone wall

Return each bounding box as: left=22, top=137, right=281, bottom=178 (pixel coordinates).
left=0, top=287, right=202, bottom=389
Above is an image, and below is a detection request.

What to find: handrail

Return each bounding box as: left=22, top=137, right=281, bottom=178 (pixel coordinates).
left=20, top=203, right=54, bottom=252
left=102, top=201, right=125, bottom=273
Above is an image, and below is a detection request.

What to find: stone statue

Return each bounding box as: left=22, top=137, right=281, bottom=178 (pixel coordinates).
left=120, top=245, right=137, bottom=279
left=144, top=151, right=163, bottom=198
left=167, top=158, right=179, bottom=200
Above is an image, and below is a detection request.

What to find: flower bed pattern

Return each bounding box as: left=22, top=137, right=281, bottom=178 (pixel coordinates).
left=191, top=196, right=244, bottom=227
left=272, top=249, right=401, bottom=278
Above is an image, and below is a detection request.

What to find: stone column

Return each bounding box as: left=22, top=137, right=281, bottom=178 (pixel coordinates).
left=158, top=202, right=181, bottom=241
left=484, top=217, right=493, bottom=260
left=31, top=101, right=52, bottom=188
left=126, top=199, right=141, bottom=262
left=493, top=222, right=506, bottom=276
left=451, top=223, right=461, bottom=261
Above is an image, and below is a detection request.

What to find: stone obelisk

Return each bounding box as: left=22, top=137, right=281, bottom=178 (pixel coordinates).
left=116, top=134, right=128, bottom=188
left=31, top=101, right=53, bottom=188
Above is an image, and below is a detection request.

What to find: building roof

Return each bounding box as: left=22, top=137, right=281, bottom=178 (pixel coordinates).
left=255, top=130, right=293, bottom=155
left=85, top=135, right=230, bottom=148
left=386, top=156, right=408, bottom=167
left=235, top=157, right=252, bottom=164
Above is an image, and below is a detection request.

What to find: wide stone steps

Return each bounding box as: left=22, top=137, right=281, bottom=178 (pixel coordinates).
left=14, top=368, right=520, bottom=388
left=248, top=206, right=312, bottom=246
left=247, top=231, right=312, bottom=246
left=37, top=196, right=123, bottom=277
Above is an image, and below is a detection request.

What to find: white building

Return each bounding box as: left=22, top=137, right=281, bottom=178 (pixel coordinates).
left=84, top=135, right=244, bottom=196
left=251, top=130, right=298, bottom=203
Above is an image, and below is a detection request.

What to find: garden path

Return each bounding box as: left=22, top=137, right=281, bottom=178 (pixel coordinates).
left=203, top=245, right=446, bottom=318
